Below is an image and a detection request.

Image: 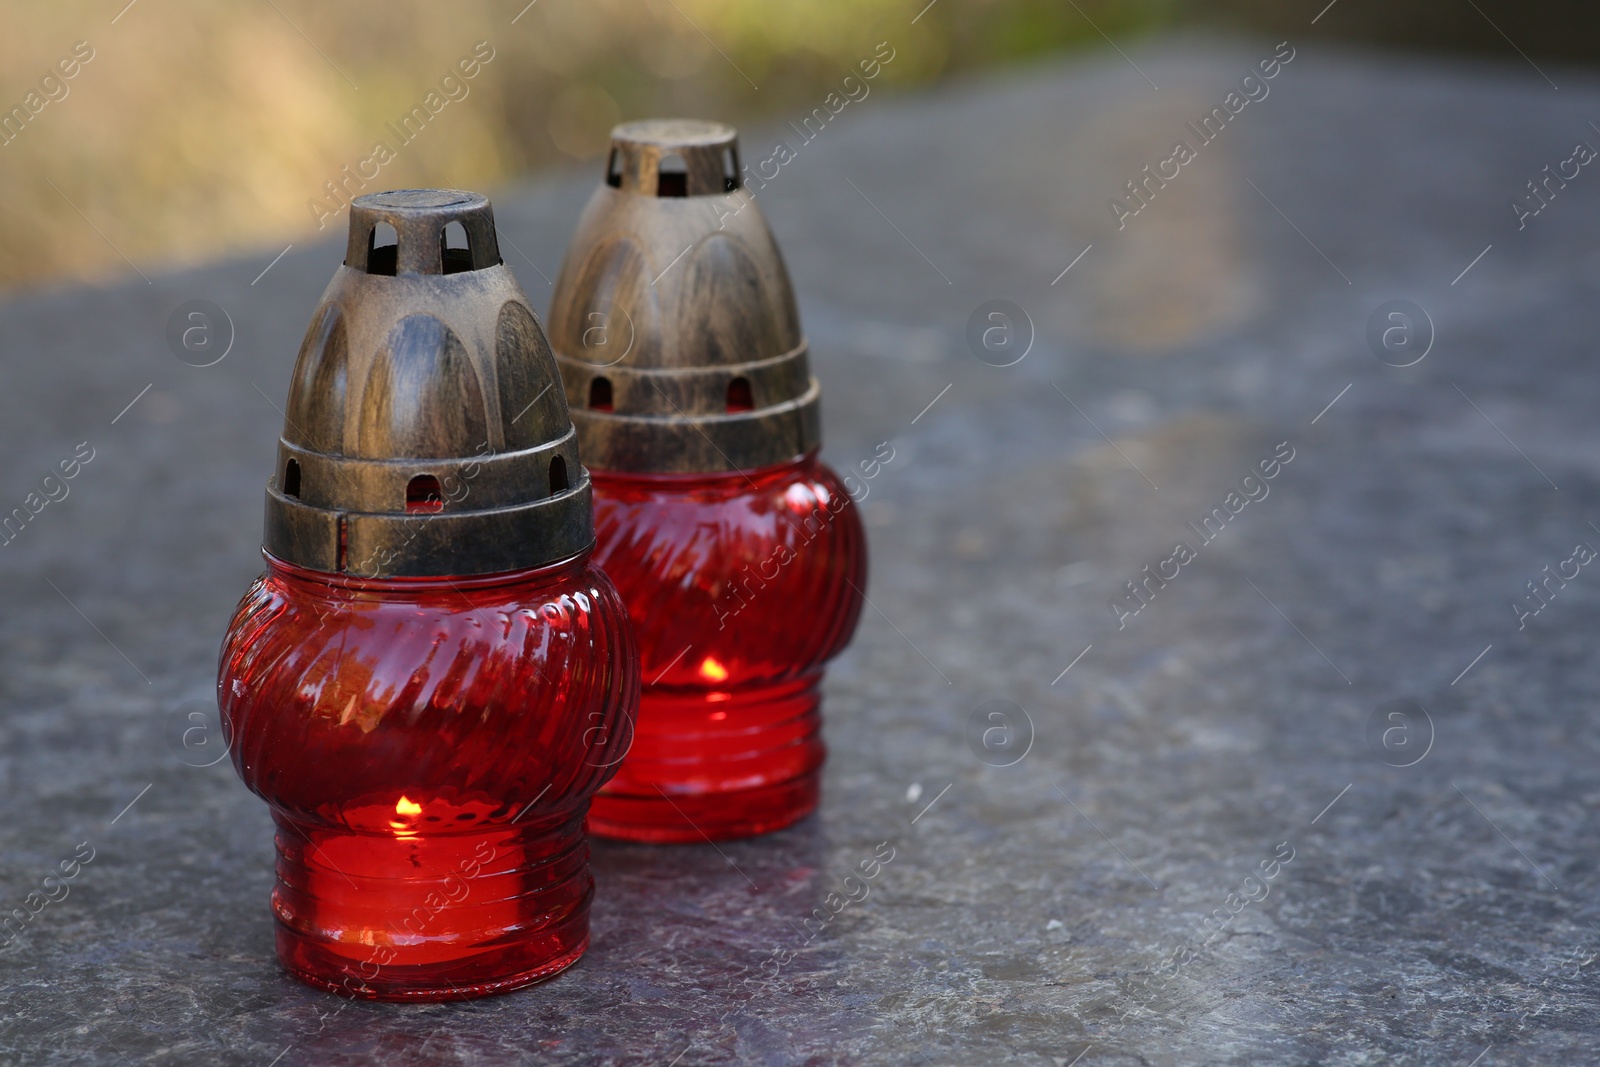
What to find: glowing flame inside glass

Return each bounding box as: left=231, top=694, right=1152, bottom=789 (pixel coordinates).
left=390, top=795, right=423, bottom=836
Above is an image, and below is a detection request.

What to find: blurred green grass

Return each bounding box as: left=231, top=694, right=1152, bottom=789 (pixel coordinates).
left=2, top=0, right=1592, bottom=289
left=0, top=0, right=1178, bottom=288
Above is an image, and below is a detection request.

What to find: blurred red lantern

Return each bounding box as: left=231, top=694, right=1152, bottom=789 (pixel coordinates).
left=548, top=121, right=866, bottom=843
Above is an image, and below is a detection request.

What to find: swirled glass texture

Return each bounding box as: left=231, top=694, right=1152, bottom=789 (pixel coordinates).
left=587, top=452, right=865, bottom=842
left=218, top=551, right=637, bottom=1000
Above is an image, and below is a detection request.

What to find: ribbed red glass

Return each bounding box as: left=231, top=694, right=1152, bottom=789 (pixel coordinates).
left=217, top=551, right=637, bottom=1001
left=586, top=451, right=866, bottom=843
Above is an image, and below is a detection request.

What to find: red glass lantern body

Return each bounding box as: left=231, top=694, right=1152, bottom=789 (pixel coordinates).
left=586, top=451, right=865, bottom=843
left=218, top=552, right=637, bottom=1001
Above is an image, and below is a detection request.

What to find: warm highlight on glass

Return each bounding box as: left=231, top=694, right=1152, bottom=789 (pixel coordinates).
left=219, top=553, right=636, bottom=1000
left=586, top=452, right=865, bottom=842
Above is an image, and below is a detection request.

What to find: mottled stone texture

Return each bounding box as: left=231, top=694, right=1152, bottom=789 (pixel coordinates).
left=3, top=41, right=1599, bottom=1066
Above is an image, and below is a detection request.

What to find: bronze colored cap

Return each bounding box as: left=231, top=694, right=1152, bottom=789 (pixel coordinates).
left=546, top=119, right=821, bottom=474
left=263, top=189, right=591, bottom=577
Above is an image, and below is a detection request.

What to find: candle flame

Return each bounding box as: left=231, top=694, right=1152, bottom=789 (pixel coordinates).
left=390, top=795, right=423, bottom=834
left=698, top=656, right=729, bottom=683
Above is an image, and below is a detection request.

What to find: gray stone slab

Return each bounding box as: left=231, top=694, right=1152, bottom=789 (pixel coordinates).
left=3, top=38, right=1600, bottom=1066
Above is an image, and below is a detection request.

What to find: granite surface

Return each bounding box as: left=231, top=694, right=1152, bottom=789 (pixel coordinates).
left=4, top=36, right=1600, bottom=1067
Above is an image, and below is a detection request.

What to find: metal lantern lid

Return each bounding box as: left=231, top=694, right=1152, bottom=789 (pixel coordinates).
left=546, top=119, right=821, bottom=474
left=263, top=189, right=591, bottom=577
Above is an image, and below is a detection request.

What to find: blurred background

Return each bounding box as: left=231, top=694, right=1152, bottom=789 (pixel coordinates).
left=1, top=0, right=1594, bottom=291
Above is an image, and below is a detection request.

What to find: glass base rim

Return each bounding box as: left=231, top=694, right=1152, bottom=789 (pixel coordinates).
left=277, top=929, right=589, bottom=1002
left=589, top=771, right=819, bottom=844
